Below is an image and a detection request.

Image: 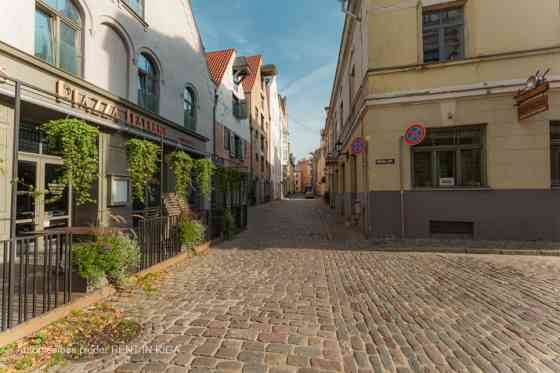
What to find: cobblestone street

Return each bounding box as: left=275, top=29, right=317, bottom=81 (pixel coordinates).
left=66, top=198, right=560, bottom=373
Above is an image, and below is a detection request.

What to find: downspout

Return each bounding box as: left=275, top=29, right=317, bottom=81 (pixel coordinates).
left=211, top=85, right=218, bottom=239
left=399, top=136, right=406, bottom=239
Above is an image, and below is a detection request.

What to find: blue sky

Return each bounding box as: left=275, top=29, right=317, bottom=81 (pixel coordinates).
left=192, top=0, right=344, bottom=162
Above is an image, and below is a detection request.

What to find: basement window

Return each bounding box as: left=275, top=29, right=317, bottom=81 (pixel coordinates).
left=430, top=220, right=474, bottom=239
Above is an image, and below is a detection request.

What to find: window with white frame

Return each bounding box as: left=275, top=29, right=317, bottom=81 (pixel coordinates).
left=137, top=53, right=159, bottom=113
left=35, top=0, right=82, bottom=76
left=110, top=176, right=129, bottom=206
left=184, top=86, right=197, bottom=131
left=423, top=6, right=464, bottom=64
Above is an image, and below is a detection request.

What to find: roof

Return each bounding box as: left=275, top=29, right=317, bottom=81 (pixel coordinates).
left=240, top=55, right=262, bottom=93
left=206, top=49, right=235, bottom=85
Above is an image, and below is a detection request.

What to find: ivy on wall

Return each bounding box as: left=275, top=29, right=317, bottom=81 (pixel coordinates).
left=169, top=151, right=194, bottom=200
left=42, top=118, right=99, bottom=206
left=127, top=139, right=160, bottom=202
left=193, top=159, right=215, bottom=200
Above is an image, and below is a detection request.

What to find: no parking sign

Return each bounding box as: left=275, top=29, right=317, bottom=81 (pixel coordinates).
left=404, top=123, right=427, bottom=146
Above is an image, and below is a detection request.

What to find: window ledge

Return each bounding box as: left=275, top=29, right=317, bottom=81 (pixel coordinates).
left=120, top=1, right=149, bottom=29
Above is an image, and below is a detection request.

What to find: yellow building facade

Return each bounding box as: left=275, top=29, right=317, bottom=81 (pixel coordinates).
left=326, top=0, right=560, bottom=240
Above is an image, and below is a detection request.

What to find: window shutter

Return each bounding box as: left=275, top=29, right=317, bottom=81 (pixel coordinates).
left=230, top=132, right=235, bottom=157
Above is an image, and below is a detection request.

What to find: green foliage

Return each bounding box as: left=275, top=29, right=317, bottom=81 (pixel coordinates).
left=194, top=159, right=215, bottom=200
left=0, top=343, right=16, bottom=357
left=224, top=208, right=235, bottom=239
left=14, top=355, right=33, bottom=370
left=169, top=151, right=194, bottom=200
left=72, top=233, right=141, bottom=287
left=127, top=139, right=160, bottom=202
left=179, top=215, right=206, bottom=249
left=41, top=118, right=99, bottom=206
left=215, top=166, right=244, bottom=192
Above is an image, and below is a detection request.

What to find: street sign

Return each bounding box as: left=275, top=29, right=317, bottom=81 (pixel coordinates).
left=375, top=159, right=395, bottom=165
left=404, top=123, right=426, bottom=146
left=515, top=70, right=550, bottom=121
left=351, top=137, right=366, bottom=155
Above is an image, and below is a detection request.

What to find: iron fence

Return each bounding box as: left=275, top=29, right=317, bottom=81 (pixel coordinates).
left=1, top=233, right=72, bottom=331
left=135, top=215, right=181, bottom=271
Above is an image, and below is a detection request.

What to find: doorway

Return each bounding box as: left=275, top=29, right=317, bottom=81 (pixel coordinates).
left=16, top=156, right=70, bottom=236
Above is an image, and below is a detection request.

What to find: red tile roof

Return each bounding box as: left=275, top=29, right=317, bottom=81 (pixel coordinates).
left=206, top=49, right=235, bottom=85
left=241, top=55, right=262, bottom=93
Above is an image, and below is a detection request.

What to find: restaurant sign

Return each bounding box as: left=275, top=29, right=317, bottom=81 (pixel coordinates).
left=56, top=80, right=167, bottom=137
left=515, top=70, right=550, bottom=121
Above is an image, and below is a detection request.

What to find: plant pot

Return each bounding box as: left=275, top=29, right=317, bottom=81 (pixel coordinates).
left=71, top=270, right=109, bottom=293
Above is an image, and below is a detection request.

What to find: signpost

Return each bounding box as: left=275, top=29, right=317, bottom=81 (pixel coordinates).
left=515, top=69, right=550, bottom=121
left=404, top=123, right=427, bottom=146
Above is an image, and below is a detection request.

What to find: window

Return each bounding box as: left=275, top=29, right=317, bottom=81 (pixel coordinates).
left=261, top=135, right=265, bottom=152
left=124, top=0, right=144, bottom=18
left=260, top=114, right=265, bottom=129
left=412, top=126, right=485, bottom=188
left=184, top=87, right=197, bottom=131
left=552, top=123, right=560, bottom=186
left=137, top=53, right=159, bottom=113
left=234, top=135, right=243, bottom=160
left=35, top=0, right=82, bottom=76
left=224, top=127, right=231, bottom=151
left=110, top=176, right=129, bottom=206
left=423, top=7, right=464, bottom=63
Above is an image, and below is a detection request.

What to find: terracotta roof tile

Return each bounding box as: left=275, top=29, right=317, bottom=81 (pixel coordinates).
left=241, top=55, right=262, bottom=93
left=207, top=49, right=235, bottom=85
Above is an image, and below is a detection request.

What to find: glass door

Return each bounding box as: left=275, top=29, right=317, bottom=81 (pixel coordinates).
left=16, top=160, right=38, bottom=236
left=15, top=156, right=70, bottom=235
left=43, top=162, right=70, bottom=230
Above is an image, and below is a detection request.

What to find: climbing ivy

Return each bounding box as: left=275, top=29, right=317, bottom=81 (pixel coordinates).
left=193, top=159, right=215, bottom=200
left=127, top=139, right=160, bottom=202
left=41, top=118, right=99, bottom=206
left=169, top=151, right=194, bottom=200
left=214, top=166, right=243, bottom=192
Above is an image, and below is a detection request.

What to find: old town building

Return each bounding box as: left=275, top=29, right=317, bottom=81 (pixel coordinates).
left=0, top=0, right=214, bottom=237
left=325, top=0, right=560, bottom=240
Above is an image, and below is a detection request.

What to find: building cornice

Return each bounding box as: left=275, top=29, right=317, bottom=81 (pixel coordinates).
left=0, top=40, right=208, bottom=142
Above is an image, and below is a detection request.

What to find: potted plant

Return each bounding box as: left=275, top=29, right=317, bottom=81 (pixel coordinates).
left=72, top=231, right=141, bottom=292
left=179, top=214, right=205, bottom=252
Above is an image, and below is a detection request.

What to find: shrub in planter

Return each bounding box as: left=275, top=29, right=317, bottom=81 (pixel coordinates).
left=179, top=215, right=205, bottom=251
left=72, top=233, right=141, bottom=290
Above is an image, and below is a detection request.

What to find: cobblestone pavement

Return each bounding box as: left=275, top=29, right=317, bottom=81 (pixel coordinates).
left=59, top=198, right=560, bottom=373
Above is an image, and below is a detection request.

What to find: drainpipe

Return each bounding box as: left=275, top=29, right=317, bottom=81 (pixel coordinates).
left=399, top=136, right=406, bottom=239
left=212, top=86, right=218, bottom=157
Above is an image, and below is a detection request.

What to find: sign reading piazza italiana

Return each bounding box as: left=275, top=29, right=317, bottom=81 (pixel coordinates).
left=56, top=80, right=167, bottom=137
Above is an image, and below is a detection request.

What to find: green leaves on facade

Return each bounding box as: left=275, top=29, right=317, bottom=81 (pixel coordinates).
left=193, top=158, right=215, bottom=200
left=127, top=139, right=160, bottom=202
left=41, top=118, right=99, bottom=206
left=169, top=151, right=194, bottom=200
left=179, top=214, right=206, bottom=249
left=215, top=166, right=243, bottom=192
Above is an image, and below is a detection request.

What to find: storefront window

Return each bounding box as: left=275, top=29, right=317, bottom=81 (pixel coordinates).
left=19, top=122, right=55, bottom=155
left=552, top=123, right=560, bottom=186
left=34, top=0, right=82, bottom=76
left=412, top=126, right=485, bottom=188
left=16, top=161, right=37, bottom=221
left=137, top=53, right=159, bottom=113
left=44, top=163, right=69, bottom=218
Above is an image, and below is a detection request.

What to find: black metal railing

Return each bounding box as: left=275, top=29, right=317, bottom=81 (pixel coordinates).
left=136, top=215, right=181, bottom=271
left=1, top=233, right=72, bottom=331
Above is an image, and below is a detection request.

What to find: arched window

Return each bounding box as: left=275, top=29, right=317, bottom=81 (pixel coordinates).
left=184, top=86, right=197, bottom=131
left=35, top=0, right=82, bottom=76
left=137, top=53, right=159, bottom=113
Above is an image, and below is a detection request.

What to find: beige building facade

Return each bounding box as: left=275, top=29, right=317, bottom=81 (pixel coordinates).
left=325, top=0, right=560, bottom=240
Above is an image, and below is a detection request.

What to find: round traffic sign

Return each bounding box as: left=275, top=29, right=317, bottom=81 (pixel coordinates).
left=351, top=137, right=366, bottom=155
left=404, top=123, right=427, bottom=146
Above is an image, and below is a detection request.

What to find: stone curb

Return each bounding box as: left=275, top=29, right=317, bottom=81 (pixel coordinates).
left=367, top=247, right=560, bottom=257
left=0, top=242, right=211, bottom=348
